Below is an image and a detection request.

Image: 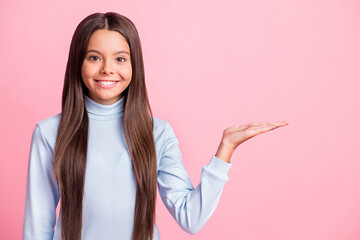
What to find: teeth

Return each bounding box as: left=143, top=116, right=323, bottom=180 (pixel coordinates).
left=98, top=81, right=117, bottom=86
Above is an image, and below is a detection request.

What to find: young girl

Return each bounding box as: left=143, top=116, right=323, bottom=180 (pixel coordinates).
left=22, top=12, right=287, bottom=240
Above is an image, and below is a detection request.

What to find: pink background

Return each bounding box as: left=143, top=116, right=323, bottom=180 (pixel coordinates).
left=1, top=0, right=359, bottom=239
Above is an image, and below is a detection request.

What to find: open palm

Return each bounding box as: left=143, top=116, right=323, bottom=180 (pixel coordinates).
left=216, top=121, right=288, bottom=162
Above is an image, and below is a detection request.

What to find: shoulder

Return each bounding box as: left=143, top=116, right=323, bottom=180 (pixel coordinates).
left=37, top=113, right=61, bottom=135
left=152, top=117, right=181, bottom=167
left=153, top=116, right=168, bottom=131
left=33, top=113, right=61, bottom=151
left=152, top=116, right=179, bottom=150
left=152, top=116, right=175, bottom=139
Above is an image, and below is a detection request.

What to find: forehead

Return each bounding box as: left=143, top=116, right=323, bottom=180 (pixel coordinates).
left=87, top=29, right=130, bottom=52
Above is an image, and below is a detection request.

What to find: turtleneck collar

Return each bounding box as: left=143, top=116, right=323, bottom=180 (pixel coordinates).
left=84, top=95, right=125, bottom=120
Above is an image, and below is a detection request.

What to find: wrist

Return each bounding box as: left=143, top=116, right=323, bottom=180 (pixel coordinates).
left=215, top=142, right=235, bottom=163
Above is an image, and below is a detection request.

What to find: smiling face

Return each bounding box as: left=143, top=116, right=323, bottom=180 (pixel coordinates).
left=81, top=29, right=132, bottom=105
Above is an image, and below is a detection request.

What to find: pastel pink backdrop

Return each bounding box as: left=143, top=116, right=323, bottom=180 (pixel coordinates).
left=1, top=0, right=359, bottom=239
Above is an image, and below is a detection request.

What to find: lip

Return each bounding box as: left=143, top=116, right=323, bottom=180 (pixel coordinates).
left=94, top=79, right=120, bottom=89
left=95, top=79, right=119, bottom=81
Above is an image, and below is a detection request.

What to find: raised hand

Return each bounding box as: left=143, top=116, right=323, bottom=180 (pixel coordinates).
left=215, top=121, right=288, bottom=163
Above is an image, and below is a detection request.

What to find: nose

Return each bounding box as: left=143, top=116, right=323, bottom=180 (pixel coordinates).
left=101, top=60, right=114, bottom=75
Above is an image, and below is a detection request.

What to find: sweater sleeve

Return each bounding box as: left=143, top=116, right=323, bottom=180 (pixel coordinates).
left=157, top=122, right=232, bottom=234
left=22, top=124, right=60, bottom=240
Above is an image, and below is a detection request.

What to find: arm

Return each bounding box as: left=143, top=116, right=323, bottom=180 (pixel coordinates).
left=22, top=124, right=60, bottom=240
left=157, top=122, right=232, bottom=234
left=157, top=120, right=288, bottom=234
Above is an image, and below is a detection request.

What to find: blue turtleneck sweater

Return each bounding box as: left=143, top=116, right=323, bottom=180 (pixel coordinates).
left=22, top=95, right=232, bottom=240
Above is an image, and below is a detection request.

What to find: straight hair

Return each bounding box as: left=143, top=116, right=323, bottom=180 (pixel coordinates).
left=54, top=12, right=157, bottom=240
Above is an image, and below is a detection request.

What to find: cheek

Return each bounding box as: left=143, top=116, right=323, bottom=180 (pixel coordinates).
left=80, top=65, right=94, bottom=89
left=81, top=64, right=90, bottom=79
left=81, top=64, right=98, bottom=84
left=125, top=65, right=133, bottom=81
left=81, top=63, right=87, bottom=80
left=126, top=70, right=132, bottom=81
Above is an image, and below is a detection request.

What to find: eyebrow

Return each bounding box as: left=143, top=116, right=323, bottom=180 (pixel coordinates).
left=86, top=49, right=130, bottom=55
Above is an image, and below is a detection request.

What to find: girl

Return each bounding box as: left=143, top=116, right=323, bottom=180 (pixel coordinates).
left=22, top=12, right=287, bottom=240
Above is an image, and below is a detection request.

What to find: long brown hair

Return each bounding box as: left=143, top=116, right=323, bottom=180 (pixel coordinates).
left=54, top=12, right=157, bottom=240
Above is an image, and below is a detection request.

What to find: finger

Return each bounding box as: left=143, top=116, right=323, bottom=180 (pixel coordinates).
left=272, top=121, right=288, bottom=126
left=251, top=124, right=286, bottom=134
left=258, top=121, right=288, bottom=126
left=246, top=124, right=281, bottom=131
left=234, top=121, right=288, bottom=132
left=248, top=122, right=287, bottom=132
left=247, top=121, right=288, bottom=128
left=254, top=122, right=286, bottom=130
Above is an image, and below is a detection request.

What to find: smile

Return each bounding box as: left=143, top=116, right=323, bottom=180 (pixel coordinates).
left=94, top=80, right=120, bottom=89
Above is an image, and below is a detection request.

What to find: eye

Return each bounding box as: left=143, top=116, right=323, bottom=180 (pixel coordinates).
left=116, top=57, right=126, bottom=62
left=89, top=55, right=100, bottom=61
